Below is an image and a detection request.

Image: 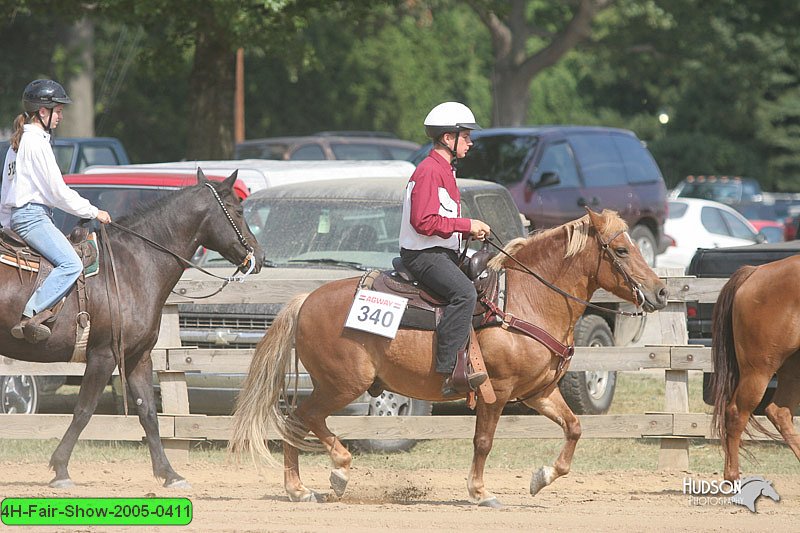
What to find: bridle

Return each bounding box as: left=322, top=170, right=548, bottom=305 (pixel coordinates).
left=485, top=222, right=647, bottom=318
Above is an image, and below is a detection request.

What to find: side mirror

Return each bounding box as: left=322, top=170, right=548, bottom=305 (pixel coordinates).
left=755, top=232, right=767, bottom=244
left=531, top=171, right=560, bottom=189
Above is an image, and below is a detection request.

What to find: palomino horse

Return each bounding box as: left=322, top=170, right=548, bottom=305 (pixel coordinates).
left=710, top=257, right=800, bottom=481
left=0, top=170, right=263, bottom=488
left=230, top=209, right=667, bottom=506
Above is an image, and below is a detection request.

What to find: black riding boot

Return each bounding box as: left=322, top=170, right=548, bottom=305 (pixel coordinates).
left=11, top=309, right=54, bottom=344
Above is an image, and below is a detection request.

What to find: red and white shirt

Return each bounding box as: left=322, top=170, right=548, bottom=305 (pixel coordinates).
left=399, top=150, right=471, bottom=251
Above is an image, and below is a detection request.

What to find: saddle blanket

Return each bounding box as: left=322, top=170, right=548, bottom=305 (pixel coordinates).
left=0, top=232, right=100, bottom=277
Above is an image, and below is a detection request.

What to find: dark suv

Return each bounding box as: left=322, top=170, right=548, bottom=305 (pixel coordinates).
left=411, top=126, right=669, bottom=266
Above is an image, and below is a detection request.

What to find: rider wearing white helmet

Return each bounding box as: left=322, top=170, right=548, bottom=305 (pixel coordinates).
left=1, top=79, right=112, bottom=344
left=399, top=102, right=491, bottom=397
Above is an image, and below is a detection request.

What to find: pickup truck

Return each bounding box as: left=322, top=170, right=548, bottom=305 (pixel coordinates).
left=0, top=137, right=129, bottom=174
left=688, top=240, right=800, bottom=411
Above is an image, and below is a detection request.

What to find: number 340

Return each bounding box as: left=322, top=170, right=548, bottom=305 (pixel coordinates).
left=357, top=306, right=394, bottom=327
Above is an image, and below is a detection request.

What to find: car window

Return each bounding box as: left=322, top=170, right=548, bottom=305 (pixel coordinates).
left=331, top=143, right=386, bottom=160
left=471, top=192, right=524, bottom=245
left=236, top=143, right=289, bottom=160
left=668, top=201, right=688, bottom=218
left=387, top=146, right=416, bottom=160
left=76, top=145, right=120, bottom=173
left=720, top=210, right=757, bottom=240
left=52, top=145, right=75, bottom=175
left=677, top=181, right=741, bottom=204
left=534, top=141, right=580, bottom=188
left=52, top=187, right=171, bottom=233
left=700, top=206, right=729, bottom=236
left=458, top=134, right=538, bottom=185
left=611, top=134, right=662, bottom=184
left=290, top=144, right=326, bottom=160
left=204, top=198, right=402, bottom=269
left=567, top=133, right=626, bottom=186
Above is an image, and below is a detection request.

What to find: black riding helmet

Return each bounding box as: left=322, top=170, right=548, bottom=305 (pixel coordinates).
left=22, top=79, right=72, bottom=113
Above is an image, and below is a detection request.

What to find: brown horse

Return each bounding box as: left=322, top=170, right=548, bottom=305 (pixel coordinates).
left=710, top=257, right=800, bottom=481
left=230, top=209, right=668, bottom=506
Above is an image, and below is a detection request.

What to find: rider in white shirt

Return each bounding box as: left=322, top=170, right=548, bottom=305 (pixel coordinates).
left=1, top=79, right=111, bottom=344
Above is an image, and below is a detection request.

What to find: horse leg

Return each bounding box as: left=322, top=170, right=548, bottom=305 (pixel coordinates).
left=126, top=352, right=189, bottom=488
left=49, top=351, right=117, bottom=488
left=763, top=353, right=800, bottom=462
left=723, top=371, right=773, bottom=481
left=291, top=389, right=356, bottom=500
left=524, top=387, right=582, bottom=497
left=467, top=399, right=505, bottom=507
left=283, top=438, right=323, bottom=502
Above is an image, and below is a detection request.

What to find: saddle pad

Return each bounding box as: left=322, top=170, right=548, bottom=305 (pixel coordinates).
left=0, top=232, right=100, bottom=278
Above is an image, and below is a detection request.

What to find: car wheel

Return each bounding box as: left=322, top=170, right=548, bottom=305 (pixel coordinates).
left=559, top=315, right=616, bottom=415
left=630, top=225, right=657, bottom=267
left=0, top=375, right=40, bottom=414
left=351, top=392, right=432, bottom=453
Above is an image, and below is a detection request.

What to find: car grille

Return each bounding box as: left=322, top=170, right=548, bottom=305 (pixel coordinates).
left=179, top=315, right=273, bottom=331
left=178, top=315, right=275, bottom=348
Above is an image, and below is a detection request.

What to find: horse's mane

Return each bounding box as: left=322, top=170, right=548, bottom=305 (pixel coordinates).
left=488, top=209, right=627, bottom=271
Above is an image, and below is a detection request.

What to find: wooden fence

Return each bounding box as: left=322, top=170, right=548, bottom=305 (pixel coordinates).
left=1, top=272, right=796, bottom=470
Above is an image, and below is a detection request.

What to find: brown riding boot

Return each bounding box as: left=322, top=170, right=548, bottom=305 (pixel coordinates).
left=11, top=309, right=54, bottom=344
left=440, top=347, right=488, bottom=397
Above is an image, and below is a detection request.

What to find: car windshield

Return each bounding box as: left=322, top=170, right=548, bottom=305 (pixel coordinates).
left=202, top=198, right=403, bottom=270
left=52, top=186, right=171, bottom=233
left=458, top=134, right=539, bottom=185
left=677, top=180, right=760, bottom=204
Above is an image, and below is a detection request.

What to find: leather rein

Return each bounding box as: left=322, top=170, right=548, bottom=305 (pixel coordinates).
left=98, top=183, right=257, bottom=414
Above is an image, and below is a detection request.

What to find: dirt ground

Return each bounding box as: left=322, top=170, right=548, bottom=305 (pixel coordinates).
left=1, top=458, right=797, bottom=532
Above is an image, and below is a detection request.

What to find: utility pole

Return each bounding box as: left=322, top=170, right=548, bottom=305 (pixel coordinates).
left=234, top=48, right=245, bottom=144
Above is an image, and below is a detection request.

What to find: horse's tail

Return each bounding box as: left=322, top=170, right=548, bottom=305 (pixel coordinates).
left=228, top=292, right=317, bottom=467
left=710, top=265, right=759, bottom=444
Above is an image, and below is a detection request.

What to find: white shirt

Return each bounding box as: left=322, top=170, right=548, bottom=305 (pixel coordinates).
left=0, top=124, right=98, bottom=227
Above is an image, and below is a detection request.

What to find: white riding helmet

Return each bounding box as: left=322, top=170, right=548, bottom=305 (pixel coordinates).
left=423, top=102, right=481, bottom=139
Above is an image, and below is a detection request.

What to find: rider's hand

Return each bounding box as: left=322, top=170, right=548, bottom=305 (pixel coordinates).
left=469, top=219, right=491, bottom=241
left=96, top=210, right=112, bottom=224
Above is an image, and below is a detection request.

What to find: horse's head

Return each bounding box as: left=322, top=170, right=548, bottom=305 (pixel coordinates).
left=196, top=169, right=264, bottom=274
left=586, top=208, right=668, bottom=312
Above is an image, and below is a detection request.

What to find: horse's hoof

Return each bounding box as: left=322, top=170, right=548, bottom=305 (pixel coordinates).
left=329, top=469, right=348, bottom=497
left=290, top=491, right=322, bottom=503
left=49, top=478, right=75, bottom=489
left=164, top=478, right=191, bottom=489
left=478, top=497, right=503, bottom=509
left=530, top=466, right=556, bottom=497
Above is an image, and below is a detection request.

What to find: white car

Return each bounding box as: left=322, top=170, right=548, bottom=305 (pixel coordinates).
left=656, top=198, right=764, bottom=271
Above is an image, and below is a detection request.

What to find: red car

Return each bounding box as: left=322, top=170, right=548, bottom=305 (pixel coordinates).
left=56, top=171, right=249, bottom=232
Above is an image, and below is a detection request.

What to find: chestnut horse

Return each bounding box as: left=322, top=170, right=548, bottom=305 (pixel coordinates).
left=230, top=209, right=667, bottom=506
left=710, top=257, right=800, bottom=481
left=0, top=170, right=263, bottom=488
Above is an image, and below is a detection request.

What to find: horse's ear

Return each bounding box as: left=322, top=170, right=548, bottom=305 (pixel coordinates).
left=197, top=168, right=208, bottom=183
left=223, top=170, right=239, bottom=190
left=585, top=207, right=605, bottom=232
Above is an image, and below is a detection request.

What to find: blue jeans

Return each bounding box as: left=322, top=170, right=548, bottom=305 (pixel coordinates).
left=10, top=203, right=82, bottom=318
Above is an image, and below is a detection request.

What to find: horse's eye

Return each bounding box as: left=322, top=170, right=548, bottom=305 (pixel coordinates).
left=614, top=247, right=629, bottom=257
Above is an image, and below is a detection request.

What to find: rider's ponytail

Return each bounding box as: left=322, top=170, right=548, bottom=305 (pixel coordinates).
left=10, top=113, right=28, bottom=152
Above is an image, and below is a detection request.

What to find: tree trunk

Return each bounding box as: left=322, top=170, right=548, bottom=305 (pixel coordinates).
left=60, top=17, right=94, bottom=137
left=492, top=68, right=532, bottom=126
left=186, top=23, right=234, bottom=160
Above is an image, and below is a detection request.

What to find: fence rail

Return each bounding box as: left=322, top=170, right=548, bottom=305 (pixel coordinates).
left=0, top=274, right=791, bottom=470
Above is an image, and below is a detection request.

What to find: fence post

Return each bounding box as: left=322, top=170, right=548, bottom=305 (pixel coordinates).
left=155, top=304, right=191, bottom=463
left=658, top=298, right=691, bottom=470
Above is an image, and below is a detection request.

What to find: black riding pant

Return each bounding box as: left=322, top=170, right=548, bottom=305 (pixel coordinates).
left=400, top=247, right=476, bottom=374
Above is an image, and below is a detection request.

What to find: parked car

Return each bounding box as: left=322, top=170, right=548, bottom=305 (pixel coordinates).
left=686, top=241, right=800, bottom=413
left=0, top=137, right=129, bottom=175
left=670, top=175, right=763, bottom=205
left=0, top=170, right=250, bottom=414
left=656, top=198, right=764, bottom=271
left=410, top=126, right=669, bottom=267
left=234, top=132, right=420, bottom=161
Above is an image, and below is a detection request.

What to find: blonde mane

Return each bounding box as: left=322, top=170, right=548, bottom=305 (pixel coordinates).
left=487, top=210, right=627, bottom=270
